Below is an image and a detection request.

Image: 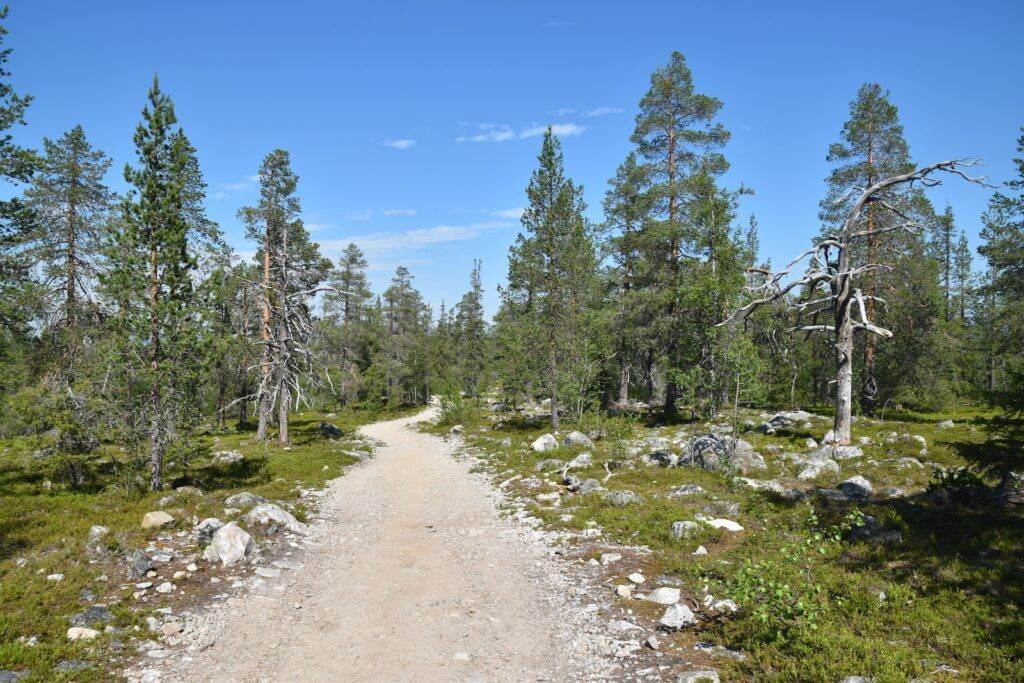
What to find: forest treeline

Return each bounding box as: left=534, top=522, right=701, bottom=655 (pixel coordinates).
left=0, top=6, right=1021, bottom=491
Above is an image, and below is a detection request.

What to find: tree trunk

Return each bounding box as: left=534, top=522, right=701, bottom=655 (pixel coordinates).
left=257, top=244, right=272, bottom=440
left=278, top=381, right=290, bottom=445
left=148, top=243, right=163, bottom=491
left=834, top=311, right=854, bottom=445
left=618, top=363, right=629, bottom=404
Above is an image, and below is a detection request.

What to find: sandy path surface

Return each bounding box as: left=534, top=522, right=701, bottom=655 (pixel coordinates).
left=169, top=408, right=600, bottom=682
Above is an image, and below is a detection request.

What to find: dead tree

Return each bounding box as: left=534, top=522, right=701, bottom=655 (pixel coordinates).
left=721, top=160, right=986, bottom=444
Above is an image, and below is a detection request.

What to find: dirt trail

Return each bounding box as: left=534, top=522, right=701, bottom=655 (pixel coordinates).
left=170, top=408, right=600, bottom=682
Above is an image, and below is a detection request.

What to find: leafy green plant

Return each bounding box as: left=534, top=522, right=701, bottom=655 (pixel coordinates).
left=437, top=387, right=475, bottom=427
left=715, top=506, right=865, bottom=640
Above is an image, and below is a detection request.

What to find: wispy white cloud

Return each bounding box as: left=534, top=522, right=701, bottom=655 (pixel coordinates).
left=345, top=210, right=374, bottom=221
left=210, top=190, right=228, bottom=201
left=519, top=122, right=587, bottom=139
left=381, top=208, right=417, bottom=216
left=319, top=220, right=513, bottom=260
left=383, top=138, right=417, bottom=149
left=456, top=125, right=516, bottom=143
left=491, top=207, right=524, bottom=219
left=582, top=106, right=623, bottom=117
left=555, top=107, right=576, bottom=116
left=212, top=174, right=259, bottom=199
left=456, top=122, right=587, bottom=143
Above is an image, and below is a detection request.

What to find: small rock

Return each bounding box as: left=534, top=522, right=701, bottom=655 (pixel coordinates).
left=659, top=603, right=697, bottom=629
left=141, top=511, right=174, bottom=530
left=531, top=433, right=559, bottom=452
left=160, top=621, right=183, bottom=636
left=69, top=605, right=112, bottom=628
left=193, top=518, right=225, bottom=544
left=667, top=484, right=705, bottom=498
left=213, top=450, right=244, bottom=465
left=46, top=573, right=63, bottom=582
left=937, top=419, right=954, bottom=429
left=602, top=490, right=642, bottom=506
left=448, top=424, right=463, bottom=435
left=677, top=670, right=719, bottom=683
left=614, top=585, right=632, bottom=598
left=701, top=518, right=744, bottom=532
left=599, top=552, right=621, bottom=565
left=223, top=492, right=267, bottom=508
left=566, top=452, right=593, bottom=469
left=628, top=572, right=645, bottom=585
left=155, top=582, right=174, bottom=594
left=202, top=523, right=257, bottom=566
left=66, top=627, right=100, bottom=641
left=244, top=503, right=309, bottom=535
left=562, top=431, right=595, bottom=449
left=671, top=520, right=701, bottom=540
left=798, top=459, right=840, bottom=481
left=837, top=475, right=873, bottom=498
left=645, top=587, right=681, bottom=605
left=692, top=545, right=708, bottom=555
left=646, top=634, right=660, bottom=650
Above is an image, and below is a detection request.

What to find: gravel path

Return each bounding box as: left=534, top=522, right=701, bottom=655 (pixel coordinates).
left=169, top=408, right=605, bottom=682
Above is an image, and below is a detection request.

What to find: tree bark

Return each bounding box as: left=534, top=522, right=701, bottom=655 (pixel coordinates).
left=257, top=243, right=272, bottom=440
left=278, top=380, right=290, bottom=445
left=834, top=313, right=854, bottom=445
left=618, top=363, right=629, bottom=404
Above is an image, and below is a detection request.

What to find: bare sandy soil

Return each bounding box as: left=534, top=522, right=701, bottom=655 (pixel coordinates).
left=168, top=408, right=606, bottom=682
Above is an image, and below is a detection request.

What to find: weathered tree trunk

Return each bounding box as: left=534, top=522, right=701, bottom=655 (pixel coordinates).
left=618, top=364, right=629, bottom=404
left=278, top=380, right=290, bottom=445
left=257, top=245, right=272, bottom=440
left=834, top=316, right=854, bottom=445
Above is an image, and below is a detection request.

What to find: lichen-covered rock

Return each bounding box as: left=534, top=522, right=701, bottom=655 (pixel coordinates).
left=797, top=459, right=840, bottom=481
left=127, top=549, right=153, bottom=579
left=244, top=503, right=309, bottom=535
left=562, top=431, right=595, bottom=449
left=671, top=520, right=701, bottom=539
left=531, top=433, right=558, bottom=452
left=193, top=517, right=225, bottom=544
left=837, top=475, right=873, bottom=499
left=224, top=492, right=267, bottom=508
left=602, top=490, right=642, bottom=506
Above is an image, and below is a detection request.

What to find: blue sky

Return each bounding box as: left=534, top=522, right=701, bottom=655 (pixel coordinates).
left=6, top=0, right=1023, bottom=316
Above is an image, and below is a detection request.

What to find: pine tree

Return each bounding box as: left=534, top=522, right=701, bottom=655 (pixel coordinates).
left=630, top=51, right=730, bottom=414
left=23, top=126, right=113, bottom=331
left=502, top=128, right=599, bottom=428
left=240, top=149, right=330, bottom=443
left=602, top=151, right=652, bottom=404
left=322, top=242, right=373, bottom=405
left=974, top=126, right=1024, bottom=500
left=952, top=229, right=972, bottom=322
left=931, top=204, right=957, bottom=322
left=380, top=266, right=431, bottom=405
left=819, top=83, right=934, bottom=412
left=101, top=77, right=214, bottom=490
left=454, top=260, right=487, bottom=397
left=0, top=5, right=36, bottom=331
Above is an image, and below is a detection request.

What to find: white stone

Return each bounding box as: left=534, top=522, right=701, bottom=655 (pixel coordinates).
left=141, top=511, right=174, bottom=530
left=677, top=670, right=719, bottom=683
left=562, top=431, right=595, bottom=449
left=692, top=545, right=708, bottom=555
left=202, top=523, right=256, bottom=566
left=659, top=603, right=697, bottom=629
left=67, top=627, right=99, bottom=640
left=798, top=459, right=840, bottom=480
left=627, top=572, right=645, bottom=585
left=599, top=552, right=621, bottom=565
left=155, top=582, right=174, bottom=594
left=244, top=503, right=309, bottom=535
left=614, top=584, right=632, bottom=598
left=644, top=587, right=681, bottom=605
left=703, top=518, right=744, bottom=532
left=531, top=433, right=559, bottom=452
left=671, top=520, right=701, bottom=540
left=46, top=573, right=63, bottom=582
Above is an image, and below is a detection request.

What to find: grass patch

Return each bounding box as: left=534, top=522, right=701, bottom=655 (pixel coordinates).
left=449, top=404, right=1024, bottom=682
